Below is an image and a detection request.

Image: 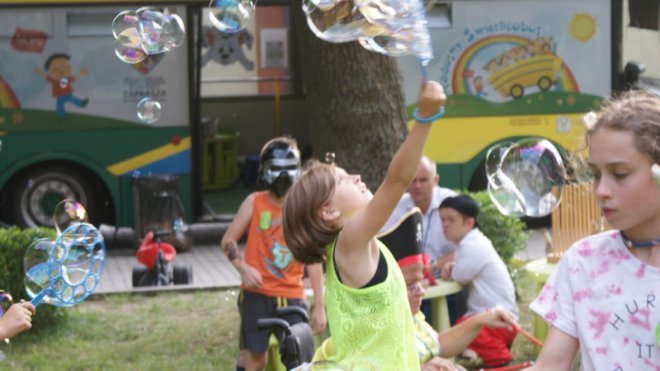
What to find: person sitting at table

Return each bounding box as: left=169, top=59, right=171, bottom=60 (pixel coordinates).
left=439, top=195, right=519, bottom=368
left=313, top=208, right=518, bottom=370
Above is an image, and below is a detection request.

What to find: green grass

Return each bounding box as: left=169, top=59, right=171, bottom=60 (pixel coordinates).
left=3, top=271, right=546, bottom=370
left=3, top=290, right=240, bottom=370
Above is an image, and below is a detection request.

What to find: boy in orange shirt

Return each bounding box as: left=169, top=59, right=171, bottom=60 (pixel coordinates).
left=220, top=137, right=326, bottom=371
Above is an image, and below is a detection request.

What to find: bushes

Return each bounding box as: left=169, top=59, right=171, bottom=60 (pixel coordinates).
left=0, top=227, right=66, bottom=328
left=463, top=190, right=527, bottom=263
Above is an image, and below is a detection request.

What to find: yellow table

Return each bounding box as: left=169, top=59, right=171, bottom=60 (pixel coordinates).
left=424, top=280, right=463, bottom=332
left=525, top=258, right=557, bottom=355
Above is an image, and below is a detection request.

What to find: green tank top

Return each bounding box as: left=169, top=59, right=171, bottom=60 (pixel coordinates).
left=325, top=239, right=419, bottom=371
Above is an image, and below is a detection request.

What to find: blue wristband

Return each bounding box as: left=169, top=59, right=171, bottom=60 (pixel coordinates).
left=413, top=106, right=445, bottom=124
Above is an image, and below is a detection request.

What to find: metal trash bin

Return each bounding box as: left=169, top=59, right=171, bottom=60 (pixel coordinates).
left=132, top=174, right=192, bottom=252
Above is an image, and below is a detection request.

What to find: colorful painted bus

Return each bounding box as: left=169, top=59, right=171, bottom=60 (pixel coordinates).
left=398, top=0, right=619, bottom=191
left=0, top=0, right=202, bottom=228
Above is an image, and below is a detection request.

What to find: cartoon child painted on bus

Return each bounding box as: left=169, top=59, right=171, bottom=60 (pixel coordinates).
left=473, top=76, right=487, bottom=99
left=34, top=53, right=89, bottom=117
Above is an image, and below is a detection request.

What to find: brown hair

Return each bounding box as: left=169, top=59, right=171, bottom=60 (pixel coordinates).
left=587, top=90, right=660, bottom=164
left=282, top=160, right=340, bottom=264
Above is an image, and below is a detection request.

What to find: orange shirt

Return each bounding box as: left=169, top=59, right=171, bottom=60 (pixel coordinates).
left=242, top=191, right=304, bottom=299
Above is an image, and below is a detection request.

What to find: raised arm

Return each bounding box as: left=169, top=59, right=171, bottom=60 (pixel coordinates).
left=342, top=81, right=446, bottom=247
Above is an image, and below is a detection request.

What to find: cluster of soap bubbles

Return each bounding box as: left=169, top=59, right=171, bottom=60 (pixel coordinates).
left=23, top=200, right=105, bottom=307
left=303, top=0, right=433, bottom=63
left=112, top=8, right=185, bottom=124
left=112, top=7, right=185, bottom=64
left=208, top=0, right=255, bottom=33
left=486, top=139, right=567, bottom=218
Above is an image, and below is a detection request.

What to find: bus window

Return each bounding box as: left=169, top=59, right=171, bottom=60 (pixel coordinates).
left=67, top=11, right=116, bottom=37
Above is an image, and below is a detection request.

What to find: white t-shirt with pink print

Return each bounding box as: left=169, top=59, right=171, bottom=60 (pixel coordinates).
left=530, top=230, right=660, bottom=371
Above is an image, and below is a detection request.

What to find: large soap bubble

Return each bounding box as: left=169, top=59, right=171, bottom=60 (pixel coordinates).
left=208, top=0, right=255, bottom=34
left=487, top=139, right=566, bottom=217
left=24, top=238, right=54, bottom=300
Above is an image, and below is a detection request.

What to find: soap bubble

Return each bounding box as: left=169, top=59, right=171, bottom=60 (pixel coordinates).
left=53, top=199, right=88, bottom=234
left=137, top=97, right=162, bottom=124
left=0, top=291, right=12, bottom=317
left=208, top=0, right=255, bottom=34
left=161, top=11, right=186, bottom=50
left=114, top=27, right=148, bottom=64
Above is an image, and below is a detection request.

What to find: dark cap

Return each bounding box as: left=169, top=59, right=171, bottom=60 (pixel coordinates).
left=377, top=208, right=426, bottom=267
left=439, top=195, right=479, bottom=220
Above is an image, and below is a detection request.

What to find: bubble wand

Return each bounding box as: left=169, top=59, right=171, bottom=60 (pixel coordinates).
left=26, top=222, right=105, bottom=307
left=410, top=0, right=445, bottom=122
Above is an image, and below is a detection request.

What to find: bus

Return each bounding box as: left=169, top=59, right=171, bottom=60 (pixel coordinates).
left=0, top=0, right=657, bottom=229
left=0, top=0, right=203, bottom=228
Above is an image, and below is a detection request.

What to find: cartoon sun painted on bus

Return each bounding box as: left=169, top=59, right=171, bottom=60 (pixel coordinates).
left=569, top=13, right=597, bottom=42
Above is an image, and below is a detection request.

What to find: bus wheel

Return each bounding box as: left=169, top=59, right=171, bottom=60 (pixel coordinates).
left=538, top=77, right=553, bottom=91
left=3, top=165, right=113, bottom=228
left=509, top=84, right=524, bottom=98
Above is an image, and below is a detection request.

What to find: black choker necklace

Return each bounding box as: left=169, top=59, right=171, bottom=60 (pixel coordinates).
left=621, top=232, right=660, bottom=249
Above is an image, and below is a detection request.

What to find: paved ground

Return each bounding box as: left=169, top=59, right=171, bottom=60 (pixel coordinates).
left=93, top=224, right=549, bottom=297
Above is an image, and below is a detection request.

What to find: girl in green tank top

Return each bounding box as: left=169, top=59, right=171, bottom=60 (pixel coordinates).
left=282, top=81, right=447, bottom=370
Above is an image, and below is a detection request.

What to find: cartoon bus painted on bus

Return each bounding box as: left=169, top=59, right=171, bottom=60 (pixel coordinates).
left=484, top=37, right=564, bottom=99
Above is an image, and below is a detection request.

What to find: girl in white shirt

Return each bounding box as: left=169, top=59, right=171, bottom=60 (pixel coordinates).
left=528, top=90, right=660, bottom=371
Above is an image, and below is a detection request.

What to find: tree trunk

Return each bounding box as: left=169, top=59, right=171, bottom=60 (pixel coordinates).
left=292, top=3, right=409, bottom=190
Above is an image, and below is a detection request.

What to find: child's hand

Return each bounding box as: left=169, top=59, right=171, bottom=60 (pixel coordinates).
left=238, top=262, right=263, bottom=289
left=0, top=302, right=35, bottom=340
left=416, top=81, right=446, bottom=119
left=440, top=261, right=454, bottom=280
left=479, top=305, right=516, bottom=331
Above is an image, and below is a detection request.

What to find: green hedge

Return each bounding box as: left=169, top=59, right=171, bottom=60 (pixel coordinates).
left=462, top=190, right=527, bottom=264
left=0, top=227, right=66, bottom=328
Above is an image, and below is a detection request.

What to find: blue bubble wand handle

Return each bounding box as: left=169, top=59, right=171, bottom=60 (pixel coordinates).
left=410, top=0, right=433, bottom=81
left=419, top=60, right=429, bottom=82
left=29, top=288, right=54, bottom=307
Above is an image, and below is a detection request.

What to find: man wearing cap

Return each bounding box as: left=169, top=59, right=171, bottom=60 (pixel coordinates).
left=381, top=156, right=463, bottom=324
left=438, top=195, right=518, bottom=368
left=382, top=156, right=457, bottom=273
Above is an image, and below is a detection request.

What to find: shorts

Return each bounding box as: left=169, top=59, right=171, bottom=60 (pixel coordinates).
left=238, top=290, right=308, bottom=354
